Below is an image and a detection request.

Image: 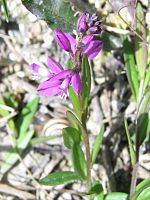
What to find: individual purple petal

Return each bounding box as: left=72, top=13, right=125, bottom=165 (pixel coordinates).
left=54, top=29, right=71, bottom=52
left=37, top=79, right=61, bottom=96
left=71, top=73, right=82, bottom=95
left=30, top=63, right=39, bottom=73
left=91, top=13, right=98, bottom=21
left=77, top=14, right=87, bottom=33
left=47, top=57, right=63, bottom=74
left=65, top=33, right=77, bottom=54
left=50, top=69, right=71, bottom=81
left=37, top=79, right=61, bottom=90
left=88, top=26, right=98, bottom=33
left=81, top=35, right=94, bottom=44
left=60, top=76, right=71, bottom=91
left=82, top=40, right=103, bottom=60
left=38, top=85, right=60, bottom=96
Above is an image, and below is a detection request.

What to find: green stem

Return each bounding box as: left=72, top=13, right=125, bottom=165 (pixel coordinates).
left=84, top=126, right=91, bottom=191
left=130, top=79, right=144, bottom=197
left=78, top=95, right=91, bottom=191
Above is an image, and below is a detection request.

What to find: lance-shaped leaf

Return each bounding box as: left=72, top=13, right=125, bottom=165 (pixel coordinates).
left=69, top=86, right=81, bottom=120
left=91, top=126, right=104, bottom=165
left=39, top=171, right=81, bottom=186
left=82, top=55, right=91, bottom=116
left=2, top=0, right=9, bottom=22
left=63, top=127, right=81, bottom=149
left=21, top=0, right=77, bottom=32
left=124, top=120, right=135, bottom=166
left=16, top=97, right=39, bottom=138
left=123, top=37, right=139, bottom=101
left=135, top=2, right=147, bottom=80
left=72, top=143, right=86, bottom=179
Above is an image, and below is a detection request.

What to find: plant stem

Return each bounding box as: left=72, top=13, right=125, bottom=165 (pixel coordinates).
left=78, top=95, right=91, bottom=191
left=129, top=162, right=139, bottom=197
left=130, top=80, right=144, bottom=197
left=84, top=125, right=91, bottom=191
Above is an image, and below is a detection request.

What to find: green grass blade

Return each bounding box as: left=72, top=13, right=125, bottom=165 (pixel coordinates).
left=2, top=0, right=9, bottom=22
left=16, top=97, right=39, bottom=138
left=123, top=37, right=139, bottom=101
left=91, top=126, right=104, bottom=165
left=124, top=119, right=136, bottom=166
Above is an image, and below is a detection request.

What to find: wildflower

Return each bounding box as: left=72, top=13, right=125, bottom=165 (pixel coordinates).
left=54, top=29, right=103, bottom=60
left=36, top=57, right=82, bottom=98
left=81, top=40, right=104, bottom=60
left=77, top=13, right=103, bottom=35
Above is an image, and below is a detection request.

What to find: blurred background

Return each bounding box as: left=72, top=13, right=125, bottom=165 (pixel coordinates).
left=0, top=0, right=150, bottom=199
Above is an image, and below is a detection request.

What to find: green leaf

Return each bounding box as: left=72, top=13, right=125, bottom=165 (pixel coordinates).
left=131, top=178, right=150, bottom=200
left=94, top=194, right=104, bottom=200
left=143, top=64, right=150, bottom=92
left=16, top=97, right=39, bottom=138
left=124, top=120, right=135, bottom=166
left=136, top=187, right=150, bottom=200
left=63, top=127, right=81, bottom=149
left=91, top=126, right=104, bottom=165
left=123, top=37, right=139, bottom=101
left=2, top=0, right=9, bottom=22
left=21, top=0, right=77, bottom=32
left=68, top=86, right=81, bottom=120
left=82, top=56, right=91, bottom=116
left=72, top=143, right=86, bottom=179
left=30, top=134, right=61, bottom=145
left=105, top=192, right=128, bottom=200
left=39, top=171, right=81, bottom=186
left=137, top=113, right=150, bottom=145
left=136, top=178, right=150, bottom=191
left=66, top=110, right=80, bottom=130
left=0, top=130, right=34, bottom=180
left=0, top=96, right=16, bottom=134
left=89, top=181, right=103, bottom=195
left=135, top=3, right=146, bottom=79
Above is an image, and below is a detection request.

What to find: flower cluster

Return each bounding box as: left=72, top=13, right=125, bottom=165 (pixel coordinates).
left=30, top=13, right=103, bottom=98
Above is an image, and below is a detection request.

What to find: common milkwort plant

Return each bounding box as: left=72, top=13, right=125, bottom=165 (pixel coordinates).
left=31, top=13, right=103, bottom=193
left=28, top=9, right=150, bottom=200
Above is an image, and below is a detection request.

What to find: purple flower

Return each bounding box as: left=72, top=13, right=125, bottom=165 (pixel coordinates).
left=77, top=14, right=87, bottom=33
left=77, top=13, right=103, bottom=35
left=54, top=28, right=103, bottom=60
left=37, top=57, right=82, bottom=98
left=82, top=40, right=103, bottom=60
left=54, top=29, right=71, bottom=52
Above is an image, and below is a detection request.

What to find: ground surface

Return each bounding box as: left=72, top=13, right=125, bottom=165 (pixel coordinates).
left=0, top=0, right=150, bottom=199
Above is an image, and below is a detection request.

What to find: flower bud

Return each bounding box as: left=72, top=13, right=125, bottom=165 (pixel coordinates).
left=77, top=14, right=87, bottom=33
left=54, top=29, right=71, bottom=52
